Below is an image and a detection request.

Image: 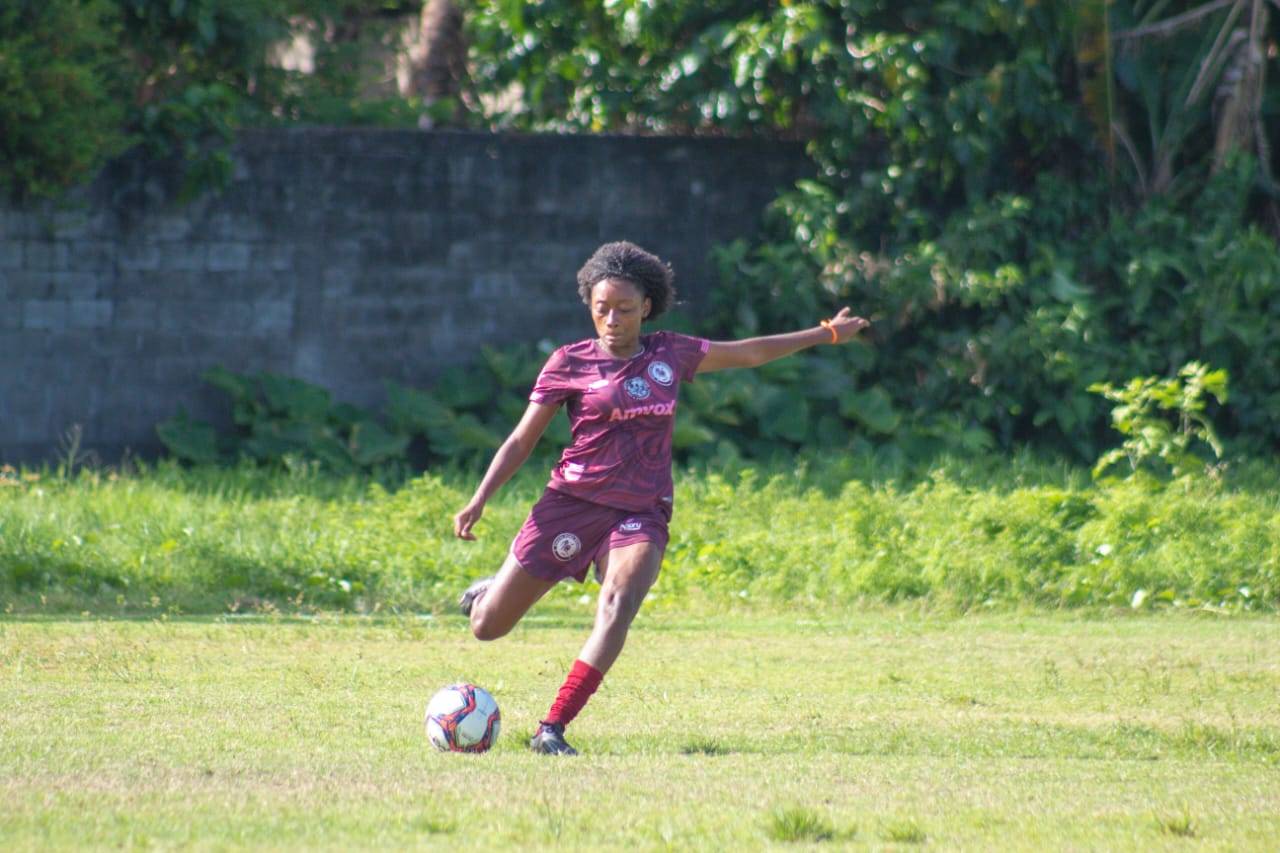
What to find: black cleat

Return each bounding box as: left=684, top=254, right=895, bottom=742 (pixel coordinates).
left=529, top=722, right=577, bottom=755
left=458, top=575, right=494, bottom=617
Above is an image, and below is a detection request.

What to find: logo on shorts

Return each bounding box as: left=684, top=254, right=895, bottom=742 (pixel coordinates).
left=624, top=377, right=651, bottom=399
left=647, top=361, right=674, bottom=386
left=552, top=532, right=581, bottom=561
left=618, top=519, right=643, bottom=533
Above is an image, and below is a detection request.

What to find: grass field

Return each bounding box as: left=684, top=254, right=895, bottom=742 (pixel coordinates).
left=2, top=611, right=1278, bottom=849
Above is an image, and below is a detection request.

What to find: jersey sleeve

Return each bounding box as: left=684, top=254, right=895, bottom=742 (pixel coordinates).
left=665, top=332, right=711, bottom=382
left=529, top=348, right=574, bottom=405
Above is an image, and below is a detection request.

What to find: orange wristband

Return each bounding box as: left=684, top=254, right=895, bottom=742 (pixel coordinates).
left=819, top=319, right=838, bottom=344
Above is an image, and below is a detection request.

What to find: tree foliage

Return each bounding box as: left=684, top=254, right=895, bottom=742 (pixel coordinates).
left=465, top=1, right=1280, bottom=460
left=0, top=0, right=133, bottom=198
left=7, top=0, right=1280, bottom=463
left=1, top=0, right=438, bottom=198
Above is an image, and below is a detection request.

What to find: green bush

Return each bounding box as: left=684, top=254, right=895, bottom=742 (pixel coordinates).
left=1, top=0, right=433, bottom=198
left=701, top=158, right=1280, bottom=462
left=156, top=346, right=571, bottom=472
left=1090, top=362, right=1228, bottom=480
left=1, top=459, right=1275, bottom=613
left=158, top=366, right=409, bottom=473
left=0, top=0, right=133, bottom=198
left=465, top=1, right=1280, bottom=460
left=117, top=0, right=302, bottom=195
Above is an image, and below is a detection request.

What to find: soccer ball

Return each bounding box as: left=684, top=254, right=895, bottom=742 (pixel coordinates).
left=425, top=683, right=501, bottom=753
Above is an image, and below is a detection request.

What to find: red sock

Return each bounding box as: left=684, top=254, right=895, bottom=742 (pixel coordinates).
left=543, top=659, right=603, bottom=728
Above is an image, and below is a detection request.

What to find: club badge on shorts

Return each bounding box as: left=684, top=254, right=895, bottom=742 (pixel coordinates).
left=552, top=532, right=582, bottom=561
left=647, top=360, right=674, bottom=386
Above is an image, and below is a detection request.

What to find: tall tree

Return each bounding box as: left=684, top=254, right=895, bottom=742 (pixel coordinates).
left=406, top=0, right=468, bottom=108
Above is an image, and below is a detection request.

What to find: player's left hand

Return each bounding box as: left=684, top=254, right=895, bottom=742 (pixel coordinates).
left=827, top=307, right=870, bottom=343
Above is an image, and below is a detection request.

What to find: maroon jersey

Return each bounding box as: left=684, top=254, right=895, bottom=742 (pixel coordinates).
left=529, top=331, right=710, bottom=512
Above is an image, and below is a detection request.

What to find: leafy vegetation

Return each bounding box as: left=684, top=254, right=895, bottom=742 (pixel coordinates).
left=0, top=0, right=132, bottom=198
left=465, top=1, right=1280, bottom=460
left=154, top=342, right=1234, bottom=493
left=7, top=1, right=1280, bottom=464
left=1, top=458, right=1276, bottom=615
left=1090, top=361, right=1229, bottom=480
left=118, top=0, right=1278, bottom=467
left=156, top=346, right=569, bottom=472
left=0, top=0, right=435, bottom=198
left=162, top=366, right=410, bottom=472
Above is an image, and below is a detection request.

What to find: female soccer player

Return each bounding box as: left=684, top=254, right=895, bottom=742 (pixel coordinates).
left=453, top=241, right=869, bottom=755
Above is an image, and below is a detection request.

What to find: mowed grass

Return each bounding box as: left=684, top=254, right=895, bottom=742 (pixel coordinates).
left=2, top=612, right=1278, bottom=849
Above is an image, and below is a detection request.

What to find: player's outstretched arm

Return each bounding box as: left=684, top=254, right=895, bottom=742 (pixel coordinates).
left=453, top=401, right=560, bottom=540
left=696, top=307, right=870, bottom=374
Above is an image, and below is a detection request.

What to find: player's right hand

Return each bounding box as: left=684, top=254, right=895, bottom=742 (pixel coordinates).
left=453, top=500, right=484, bottom=540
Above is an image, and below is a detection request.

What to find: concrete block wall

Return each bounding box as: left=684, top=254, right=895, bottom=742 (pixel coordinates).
left=0, top=129, right=809, bottom=463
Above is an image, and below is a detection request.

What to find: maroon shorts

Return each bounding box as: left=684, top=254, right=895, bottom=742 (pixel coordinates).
left=511, top=487, right=671, bottom=583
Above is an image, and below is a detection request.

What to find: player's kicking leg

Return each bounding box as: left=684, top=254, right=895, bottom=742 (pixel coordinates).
left=465, top=552, right=555, bottom=641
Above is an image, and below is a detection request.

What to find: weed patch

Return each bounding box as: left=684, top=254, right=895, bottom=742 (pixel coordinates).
left=766, top=806, right=836, bottom=843
left=881, top=818, right=927, bottom=844
left=1156, top=810, right=1197, bottom=838
left=679, top=736, right=731, bottom=756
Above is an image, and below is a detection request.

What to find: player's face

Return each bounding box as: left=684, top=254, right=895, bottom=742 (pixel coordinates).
left=590, top=277, right=650, bottom=355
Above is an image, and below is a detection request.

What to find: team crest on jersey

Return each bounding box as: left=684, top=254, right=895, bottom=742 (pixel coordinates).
left=618, top=519, right=643, bottom=533
left=647, top=360, right=674, bottom=386
left=552, top=533, right=581, bottom=561
left=624, top=377, right=651, bottom=399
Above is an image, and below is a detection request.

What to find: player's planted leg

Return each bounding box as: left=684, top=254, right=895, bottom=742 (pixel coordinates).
left=529, top=722, right=577, bottom=755
left=577, top=542, right=663, bottom=673
left=531, top=541, right=663, bottom=755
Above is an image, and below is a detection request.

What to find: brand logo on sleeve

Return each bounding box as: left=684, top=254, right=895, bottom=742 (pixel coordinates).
left=588, top=379, right=610, bottom=391
left=623, top=377, right=651, bottom=399
left=618, top=519, right=643, bottom=532
left=647, top=361, right=674, bottom=386
left=552, top=533, right=582, bottom=561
